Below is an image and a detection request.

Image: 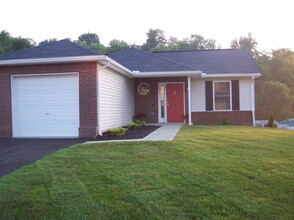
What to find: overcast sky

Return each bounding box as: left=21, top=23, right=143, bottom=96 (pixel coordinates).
left=1, top=0, right=293, bottom=51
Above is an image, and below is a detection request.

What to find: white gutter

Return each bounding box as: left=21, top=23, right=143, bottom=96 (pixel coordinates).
left=97, top=60, right=111, bottom=136
left=0, top=55, right=105, bottom=66
left=187, top=76, right=193, bottom=125
left=201, top=73, right=261, bottom=78
left=251, top=76, right=256, bottom=126
left=133, top=70, right=202, bottom=78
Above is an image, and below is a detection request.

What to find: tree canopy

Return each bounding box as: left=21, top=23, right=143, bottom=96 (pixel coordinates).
left=142, top=29, right=218, bottom=51
left=0, top=30, right=35, bottom=55
left=39, top=38, right=57, bottom=46
left=231, top=33, right=259, bottom=57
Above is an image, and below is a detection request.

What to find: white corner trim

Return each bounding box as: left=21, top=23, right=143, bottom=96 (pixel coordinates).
left=201, top=73, right=261, bottom=78
left=187, top=76, right=192, bottom=125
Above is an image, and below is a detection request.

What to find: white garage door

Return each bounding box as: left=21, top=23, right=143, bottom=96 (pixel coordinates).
left=12, top=74, right=79, bottom=138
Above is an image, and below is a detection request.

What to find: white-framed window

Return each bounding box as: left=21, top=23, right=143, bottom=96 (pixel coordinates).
left=213, top=81, right=232, bottom=111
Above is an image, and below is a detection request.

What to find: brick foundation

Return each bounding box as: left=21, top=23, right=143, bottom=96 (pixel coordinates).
left=0, top=62, right=98, bottom=138
left=192, top=111, right=253, bottom=126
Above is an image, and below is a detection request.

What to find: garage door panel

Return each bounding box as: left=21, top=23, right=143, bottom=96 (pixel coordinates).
left=12, top=74, right=80, bottom=138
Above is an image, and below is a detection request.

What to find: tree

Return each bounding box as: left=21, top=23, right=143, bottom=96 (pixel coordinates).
left=268, top=113, right=275, bottom=128
left=0, top=30, right=35, bottom=54
left=78, top=41, right=106, bottom=53
left=255, top=48, right=294, bottom=120
left=78, top=32, right=100, bottom=45
left=106, top=39, right=129, bottom=53
left=231, top=33, right=258, bottom=57
left=142, top=29, right=167, bottom=51
left=256, top=80, right=293, bottom=120
left=39, top=38, right=57, bottom=46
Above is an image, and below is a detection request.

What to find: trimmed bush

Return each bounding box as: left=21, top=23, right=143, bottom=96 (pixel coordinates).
left=268, top=114, right=275, bottom=128
left=127, top=122, right=143, bottom=129
left=107, top=127, right=127, bottom=136
left=134, top=112, right=146, bottom=123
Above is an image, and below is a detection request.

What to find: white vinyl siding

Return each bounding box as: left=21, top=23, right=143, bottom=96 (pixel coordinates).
left=239, top=79, right=252, bottom=110
left=99, top=68, right=134, bottom=131
left=191, top=78, right=253, bottom=112
left=191, top=80, right=206, bottom=111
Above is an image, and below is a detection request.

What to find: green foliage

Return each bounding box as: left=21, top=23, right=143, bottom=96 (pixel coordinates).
left=142, top=29, right=218, bottom=51
left=127, top=121, right=143, bottom=129
left=107, top=127, right=127, bottom=136
left=255, top=48, right=294, bottom=120
left=0, top=126, right=294, bottom=219
left=77, top=41, right=107, bottom=53
left=0, top=30, right=35, bottom=55
left=231, top=32, right=258, bottom=58
left=106, top=39, right=130, bottom=53
left=268, top=113, right=275, bottom=128
left=142, top=28, right=167, bottom=51
left=38, top=38, right=57, bottom=46
left=78, top=32, right=100, bottom=45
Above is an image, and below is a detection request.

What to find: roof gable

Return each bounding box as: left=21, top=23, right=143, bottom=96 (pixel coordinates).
left=153, top=49, right=259, bottom=74
left=0, top=39, right=102, bottom=61
left=108, top=48, right=193, bottom=72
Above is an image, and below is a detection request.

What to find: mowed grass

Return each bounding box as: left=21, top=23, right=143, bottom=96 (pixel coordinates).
left=0, top=126, right=294, bottom=219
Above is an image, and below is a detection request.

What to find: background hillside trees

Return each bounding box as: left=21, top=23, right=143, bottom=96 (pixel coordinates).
left=0, top=30, right=35, bottom=55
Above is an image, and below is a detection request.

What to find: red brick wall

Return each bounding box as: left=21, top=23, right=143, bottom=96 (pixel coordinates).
left=134, top=77, right=188, bottom=123
left=192, top=111, right=253, bottom=126
left=0, top=62, right=98, bottom=138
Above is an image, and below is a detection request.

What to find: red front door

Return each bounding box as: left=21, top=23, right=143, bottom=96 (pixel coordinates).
left=166, top=83, right=184, bottom=122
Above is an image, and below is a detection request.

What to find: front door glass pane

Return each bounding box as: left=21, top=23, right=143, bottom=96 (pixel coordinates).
left=160, top=86, right=165, bottom=118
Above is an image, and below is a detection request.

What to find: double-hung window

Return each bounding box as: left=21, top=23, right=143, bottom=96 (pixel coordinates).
left=214, top=81, right=231, bottom=110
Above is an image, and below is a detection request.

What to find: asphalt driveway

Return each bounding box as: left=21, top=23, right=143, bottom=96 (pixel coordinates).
left=0, top=138, right=88, bottom=177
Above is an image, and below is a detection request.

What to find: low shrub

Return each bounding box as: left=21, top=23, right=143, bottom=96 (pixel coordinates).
left=127, top=122, right=143, bottom=129
left=134, top=112, right=146, bottom=123
left=107, top=127, right=127, bottom=136
left=268, top=113, right=275, bottom=128
left=220, top=118, right=231, bottom=125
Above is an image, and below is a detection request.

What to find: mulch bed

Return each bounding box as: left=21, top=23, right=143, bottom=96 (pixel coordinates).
left=96, top=125, right=161, bottom=141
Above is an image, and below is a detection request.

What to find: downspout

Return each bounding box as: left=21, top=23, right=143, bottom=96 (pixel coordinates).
left=187, top=76, right=193, bottom=125
left=251, top=76, right=256, bottom=126
left=97, top=59, right=111, bottom=135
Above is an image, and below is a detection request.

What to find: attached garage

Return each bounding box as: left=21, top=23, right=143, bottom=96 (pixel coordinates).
left=11, top=73, right=79, bottom=138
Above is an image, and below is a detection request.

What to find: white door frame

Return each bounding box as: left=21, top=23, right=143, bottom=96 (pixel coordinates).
left=157, top=82, right=185, bottom=123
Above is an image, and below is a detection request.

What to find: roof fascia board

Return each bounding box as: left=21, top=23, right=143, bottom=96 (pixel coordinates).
left=133, top=71, right=202, bottom=78
left=0, top=55, right=134, bottom=77
left=200, top=73, right=261, bottom=78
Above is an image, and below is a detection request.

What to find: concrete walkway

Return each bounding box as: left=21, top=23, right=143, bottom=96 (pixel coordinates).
left=84, top=123, right=183, bottom=144
left=143, top=123, right=183, bottom=141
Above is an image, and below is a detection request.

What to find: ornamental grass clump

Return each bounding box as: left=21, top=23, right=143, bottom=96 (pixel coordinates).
left=127, top=122, right=143, bottom=129
left=107, top=127, right=127, bottom=136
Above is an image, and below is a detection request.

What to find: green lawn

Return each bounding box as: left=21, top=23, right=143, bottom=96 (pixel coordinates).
left=0, top=126, right=294, bottom=219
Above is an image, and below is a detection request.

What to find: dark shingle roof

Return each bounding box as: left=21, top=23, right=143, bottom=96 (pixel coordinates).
left=109, top=48, right=193, bottom=72
left=109, top=48, right=259, bottom=74
left=0, top=39, right=102, bottom=60
left=153, top=49, right=259, bottom=74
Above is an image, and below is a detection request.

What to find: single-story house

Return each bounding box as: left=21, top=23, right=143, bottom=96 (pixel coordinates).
left=0, top=39, right=260, bottom=138
left=277, top=118, right=294, bottom=130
